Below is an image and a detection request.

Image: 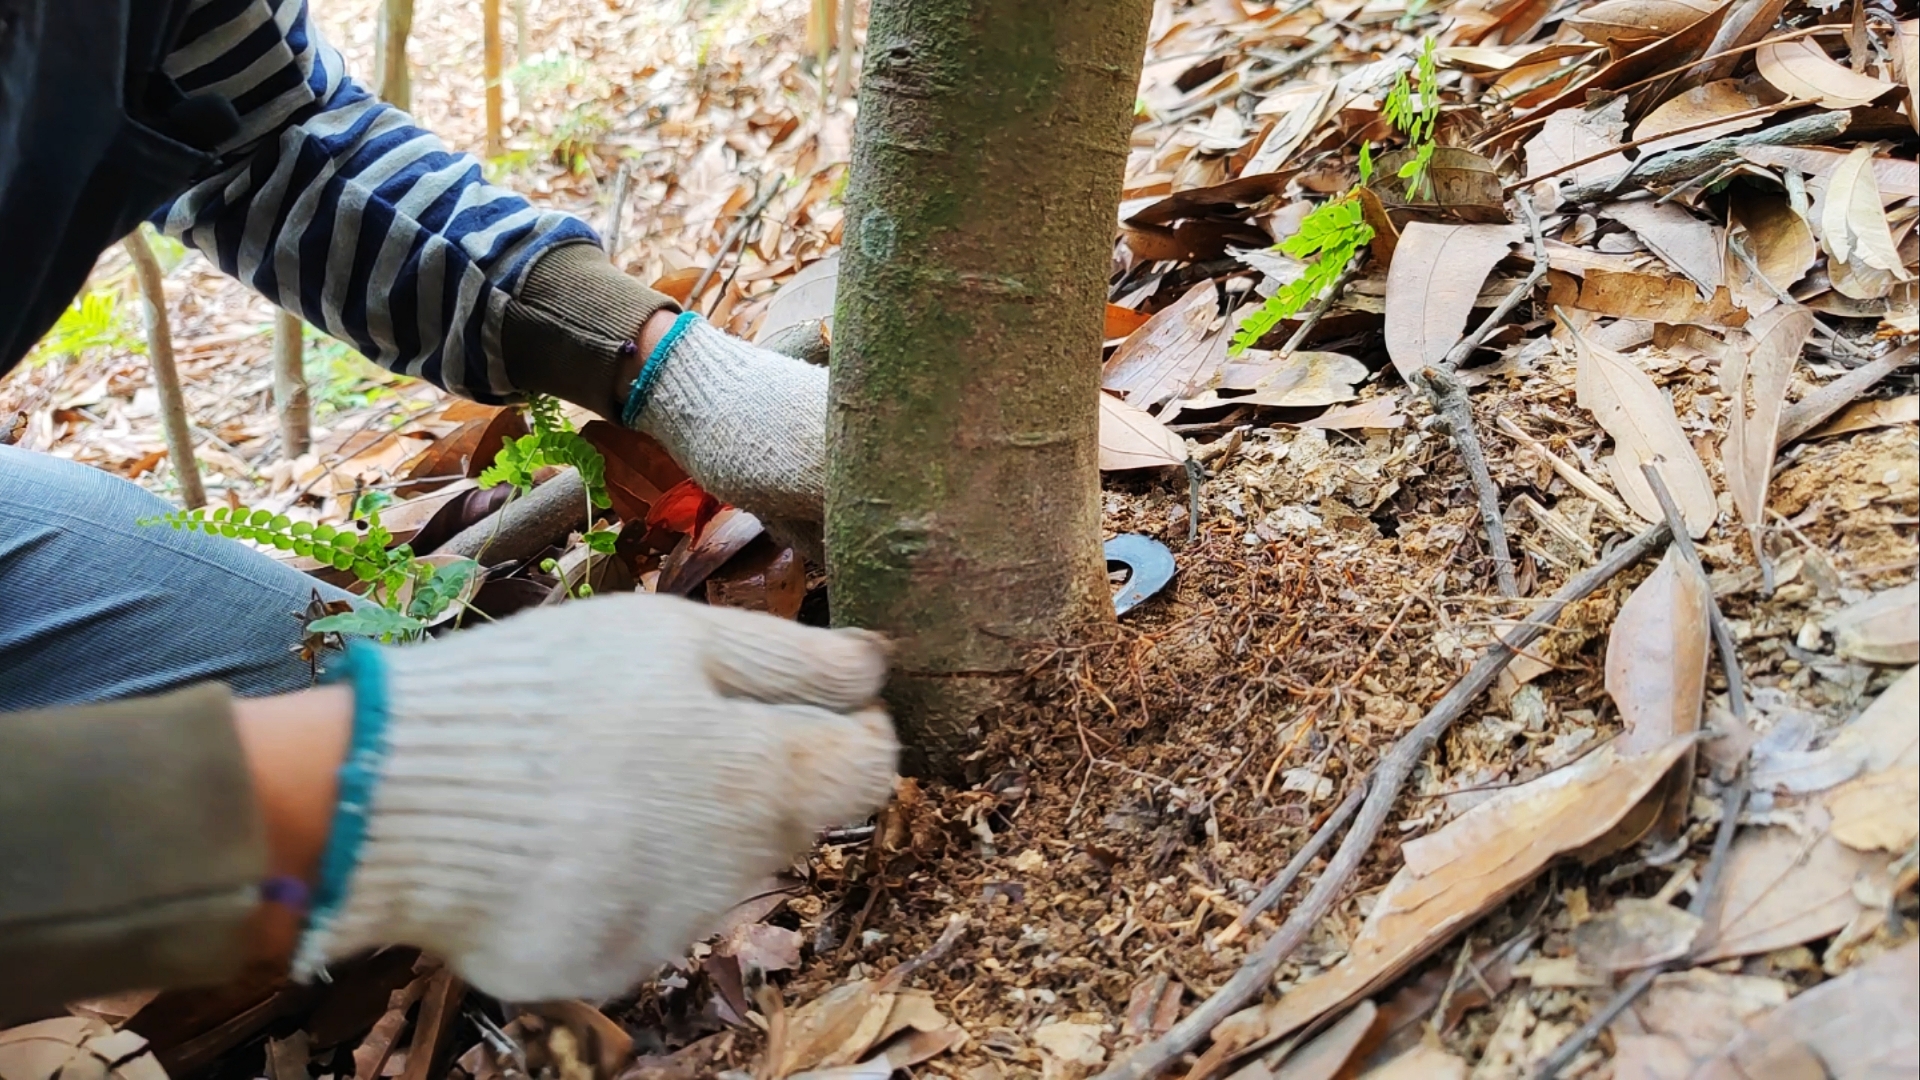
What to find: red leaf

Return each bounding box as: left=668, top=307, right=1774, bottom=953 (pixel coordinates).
left=647, top=479, right=721, bottom=537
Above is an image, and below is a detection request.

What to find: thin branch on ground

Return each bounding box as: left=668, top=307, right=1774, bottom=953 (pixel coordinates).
left=1640, top=462, right=1749, bottom=722
left=1096, top=522, right=1672, bottom=1080
left=1556, top=111, right=1850, bottom=204
left=1777, top=343, right=1917, bottom=445
left=122, top=230, right=207, bottom=509
left=1439, top=194, right=1548, bottom=373
left=691, top=177, right=784, bottom=315
left=1420, top=365, right=1519, bottom=597
left=877, top=914, right=969, bottom=993
left=1214, top=782, right=1364, bottom=947
left=1412, top=194, right=1548, bottom=599
left=1531, top=769, right=1750, bottom=1079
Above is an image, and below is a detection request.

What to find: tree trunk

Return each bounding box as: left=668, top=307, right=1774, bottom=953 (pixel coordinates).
left=827, top=0, right=1149, bottom=778
left=273, top=309, right=311, bottom=458
left=375, top=0, right=414, bottom=111
left=122, top=231, right=206, bottom=510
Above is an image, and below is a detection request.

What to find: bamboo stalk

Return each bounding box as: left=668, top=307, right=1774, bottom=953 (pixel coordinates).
left=272, top=309, right=311, bottom=459
left=483, top=0, right=504, bottom=157
left=121, top=230, right=206, bottom=509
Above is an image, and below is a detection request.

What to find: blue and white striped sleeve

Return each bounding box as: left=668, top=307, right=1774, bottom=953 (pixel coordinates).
left=154, top=0, right=600, bottom=403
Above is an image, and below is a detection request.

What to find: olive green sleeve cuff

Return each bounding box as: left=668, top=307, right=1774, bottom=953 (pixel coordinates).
left=501, top=242, right=681, bottom=420
left=0, top=684, right=266, bottom=1022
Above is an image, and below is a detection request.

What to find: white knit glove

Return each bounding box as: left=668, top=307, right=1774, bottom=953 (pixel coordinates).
left=629, top=314, right=826, bottom=526
left=294, top=592, right=896, bottom=1002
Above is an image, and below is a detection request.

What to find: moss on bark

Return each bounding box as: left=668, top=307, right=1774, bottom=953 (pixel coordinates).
left=827, top=0, right=1151, bottom=777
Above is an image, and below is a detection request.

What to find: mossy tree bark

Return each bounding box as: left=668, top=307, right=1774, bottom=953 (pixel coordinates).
left=827, top=0, right=1150, bottom=778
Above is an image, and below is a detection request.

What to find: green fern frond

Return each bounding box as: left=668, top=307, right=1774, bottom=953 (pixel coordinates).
left=1229, top=195, right=1375, bottom=356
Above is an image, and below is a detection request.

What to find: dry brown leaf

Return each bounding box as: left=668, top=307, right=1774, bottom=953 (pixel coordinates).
left=1728, top=188, right=1818, bottom=295
left=1825, top=766, right=1920, bottom=852
left=772, top=983, right=958, bottom=1079
left=1820, top=146, right=1914, bottom=281
left=1827, top=584, right=1920, bottom=666
left=1573, top=898, right=1704, bottom=972
left=1104, top=304, right=1151, bottom=342
left=1693, top=940, right=1918, bottom=1080
left=1098, top=393, right=1186, bottom=471
left=1299, top=395, right=1406, bottom=430
left=1611, top=968, right=1792, bottom=1079
left=1359, top=1044, right=1469, bottom=1080
left=0, top=1019, right=167, bottom=1080
left=754, top=253, right=840, bottom=346
left=1383, top=223, right=1524, bottom=379
left=1523, top=99, right=1632, bottom=187
left=1897, top=20, right=1920, bottom=134
left=1605, top=200, right=1726, bottom=298
left=1750, top=666, right=1919, bottom=798
left=1218, top=738, right=1695, bottom=1050
left=1563, top=0, right=1718, bottom=45
left=1374, top=147, right=1507, bottom=224
left=1607, top=547, right=1710, bottom=840
left=1755, top=37, right=1898, bottom=110
left=1722, top=303, right=1814, bottom=541
left=1568, top=322, right=1717, bottom=536
left=1241, top=84, right=1337, bottom=176
left=1632, top=80, right=1764, bottom=153
left=1809, top=394, right=1919, bottom=437
left=1266, top=1003, right=1378, bottom=1080
left=1174, top=351, right=1369, bottom=413
left=1100, top=281, right=1229, bottom=412
left=1696, top=814, right=1892, bottom=962
left=1545, top=267, right=1747, bottom=325
left=1435, top=42, right=1602, bottom=75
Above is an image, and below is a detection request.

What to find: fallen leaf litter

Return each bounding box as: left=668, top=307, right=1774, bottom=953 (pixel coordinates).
left=0, top=0, right=1914, bottom=1077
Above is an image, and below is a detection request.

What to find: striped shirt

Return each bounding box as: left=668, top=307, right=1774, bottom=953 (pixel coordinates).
left=155, top=0, right=597, bottom=402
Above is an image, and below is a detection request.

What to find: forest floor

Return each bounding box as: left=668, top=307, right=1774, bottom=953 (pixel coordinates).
left=0, top=0, right=1915, bottom=1079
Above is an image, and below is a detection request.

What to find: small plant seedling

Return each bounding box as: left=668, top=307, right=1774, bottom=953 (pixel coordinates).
left=1226, top=37, right=1438, bottom=357
left=477, top=393, right=619, bottom=553
left=1383, top=38, right=1441, bottom=200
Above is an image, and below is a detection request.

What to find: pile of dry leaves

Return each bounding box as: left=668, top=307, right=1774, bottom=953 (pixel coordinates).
left=0, top=0, right=1915, bottom=1077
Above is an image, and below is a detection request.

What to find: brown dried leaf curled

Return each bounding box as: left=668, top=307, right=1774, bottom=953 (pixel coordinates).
left=1755, top=37, right=1898, bottom=110
left=1721, top=303, right=1814, bottom=534
left=1384, top=223, right=1524, bottom=379
left=1564, top=0, right=1718, bottom=45
left=1098, top=393, right=1187, bottom=472
left=1568, top=322, right=1718, bottom=537
left=1821, top=146, right=1914, bottom=280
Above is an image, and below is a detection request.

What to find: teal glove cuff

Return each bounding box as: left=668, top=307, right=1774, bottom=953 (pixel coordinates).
left=293, top=641, right=393, bottom=980
left=620, top=310, right=700, bottom=429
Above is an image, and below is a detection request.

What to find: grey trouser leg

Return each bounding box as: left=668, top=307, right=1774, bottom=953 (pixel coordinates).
left=0, top=446, right=357, bottom=709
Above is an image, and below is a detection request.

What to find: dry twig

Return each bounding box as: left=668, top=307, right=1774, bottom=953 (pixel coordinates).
left=1778, top=343, right=1918, bottom=445
left=1557, top=111, right=1850, bottom=204
left=1530, top=770, right=1750, bottom=1079
left=1214, top=783, right=1364, bottom=947
left=1411, top=194, right=1549, bottom=598
left=1640, top=462, right=1748, bottom=721
left=1097, top=522, right=1672, bottom=1080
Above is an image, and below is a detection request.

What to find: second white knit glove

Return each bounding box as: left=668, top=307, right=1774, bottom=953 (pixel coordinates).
left=294, top=592, right=896, bottom=1002
left=624, top=313, right=827, bottom=526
